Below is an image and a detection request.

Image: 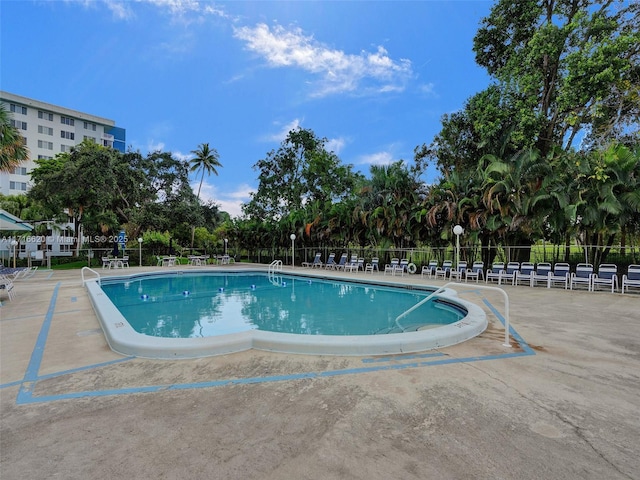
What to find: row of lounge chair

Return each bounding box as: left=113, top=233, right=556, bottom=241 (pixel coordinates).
left=0, top=266, right=38, bottom=302
left=300, top=254, right=639, bottom=294
left=420, top=259, right=638, bottom=294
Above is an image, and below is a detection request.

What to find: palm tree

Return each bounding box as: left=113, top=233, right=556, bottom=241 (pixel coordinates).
left=189, top=143, right=222, bottom=200
left=189, top=143, right=222, bottom=248
left=0, top=104, right=29, bottom=172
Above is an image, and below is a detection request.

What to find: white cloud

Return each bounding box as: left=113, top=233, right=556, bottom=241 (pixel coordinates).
left=264, top=118, right=302, bottom=143
left=147, top=140, right=166, bottom=152
left=194, top=182, right=254, bottom=218
left=233, top=23, right=413, bottom=97
left=325, top=137, right=347, bottom=154
left=357, top=151, right=395, bottom=166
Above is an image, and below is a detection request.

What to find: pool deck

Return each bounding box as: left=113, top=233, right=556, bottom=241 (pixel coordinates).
left=1, top=264, right=639, bottom=479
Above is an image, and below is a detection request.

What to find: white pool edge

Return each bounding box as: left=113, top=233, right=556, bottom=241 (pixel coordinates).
left=85, top=269, right=488, bottom=359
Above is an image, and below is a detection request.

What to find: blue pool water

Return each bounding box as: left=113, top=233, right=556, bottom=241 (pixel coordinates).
left=100, top=273, right=465, bottom=338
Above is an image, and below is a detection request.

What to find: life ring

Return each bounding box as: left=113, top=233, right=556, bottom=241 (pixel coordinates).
left=407, top=263, right=417, bottom=274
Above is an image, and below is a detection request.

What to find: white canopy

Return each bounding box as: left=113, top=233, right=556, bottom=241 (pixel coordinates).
left=0, top=209, right=33, bottom=231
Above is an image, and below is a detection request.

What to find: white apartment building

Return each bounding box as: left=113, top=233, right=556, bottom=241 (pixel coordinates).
left=0, top=90, right=126, bottom=195
left=0, top=91, right=126, bottom=264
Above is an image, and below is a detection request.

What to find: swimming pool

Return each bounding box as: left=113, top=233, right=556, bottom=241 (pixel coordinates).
left=85, top=268, right=487, bottom=358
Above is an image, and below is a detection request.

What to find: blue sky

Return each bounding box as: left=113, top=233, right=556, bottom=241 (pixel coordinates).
left=2, top=0, right=493, bottom=217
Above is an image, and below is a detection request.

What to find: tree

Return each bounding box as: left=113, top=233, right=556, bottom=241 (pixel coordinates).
left=473, top=0, right=640, bottom=155
left=189, top=143, right=222, bottom=200
left=243, top=128, right=361, bottom=224
left=0, top=104, right=29, bottom=172
left=188, top=143, right=222, bottom=247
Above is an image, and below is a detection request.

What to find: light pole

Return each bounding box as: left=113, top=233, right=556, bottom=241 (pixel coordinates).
left=10, top=240, right=18, bottom=269
left=290, top=233, right=296, bottom=268
left=453, top=225, right=463, bottom=271
left=224, top=238, right=228, bottom=256
left=138, top=237, right=143, bottom=267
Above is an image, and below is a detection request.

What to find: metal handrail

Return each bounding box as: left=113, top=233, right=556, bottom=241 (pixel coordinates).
left=81, top=266, right=101, bottom=286
left=395, top=281, right=511, bottom=347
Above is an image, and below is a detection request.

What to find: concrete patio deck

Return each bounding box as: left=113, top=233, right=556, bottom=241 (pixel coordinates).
left=1, top=264, right=638, bottom=479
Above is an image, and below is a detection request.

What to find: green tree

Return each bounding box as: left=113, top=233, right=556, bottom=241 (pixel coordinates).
left=0, top=104, right=29, bottom=172
left=473, top=0, right=640, bottom=155
left=244, top=128, right=361, bottom=223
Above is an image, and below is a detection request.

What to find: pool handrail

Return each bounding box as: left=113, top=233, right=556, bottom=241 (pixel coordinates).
left=395, top=281, right=511, bottom=348
left=81, top=266, right=101, bottom=286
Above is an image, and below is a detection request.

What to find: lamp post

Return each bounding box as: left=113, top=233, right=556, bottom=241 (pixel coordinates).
left=224, top=238, right=228, bottom=256
left=453, top=225, right=463, bottom=271
left=138, top=237, right=143, bottom=267
left=290, top=233, right=296, bottom=268
left=10, top=240, right=18, bottom=269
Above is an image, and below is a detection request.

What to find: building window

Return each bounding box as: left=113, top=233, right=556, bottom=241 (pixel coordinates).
left=61, top=130, right=75, bottom=140
left=13, top=167, right=28, bottom=175
left=60, top=144, right=74, bottom=152
left=38, top=111, right=54, bottom=121
left=37, top=140, right=54, bottom=150
left=84, top=136, right=97, bottom=143
left=10, top=119, right=27, bottom=130
left=10, top=104, right=27, bottom=115
left=38, top=155, right=53, bottom=160
left=84, top=121, right=97, bottom=131
left=38, top=125, right=54, bottom=135
left=60, top=116, right=75, bottom=126
left=9, top=181, right=27, bottom=191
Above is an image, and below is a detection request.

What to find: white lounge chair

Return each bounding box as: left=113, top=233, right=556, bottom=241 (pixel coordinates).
left=384, top=258, right=400, bottom=275
left=464, top=261, right=484, bottom=283
left=570, top=263, right=594, bottom=291
left=343, top=254, right=360, bottom=272
left=302, top=252, right=322, bottom=268
left=365, top=258, right=379, bottom=274
left=324, top=253, right=336, bottom=270
left=0, top=274, right=16, bottom=301
left=421, top=260, right=438, bottom=279
left=332, top=253, right=349, bottom=271
left=499, top=262, right=520, bottom=285
left=622, top=265, right=640, bottom=294
left=531, top=262, right=552, bottom=287
left=548, top=263, right=570, bottom=289
left=449, top=261, right=467, bottom=281
left=435, top=260, right=452, bottom=280
left=591, top=264, right=618, bottom=293
left=514, top=262, right=535, bottom=287
left=485, top=262, right=505, bottom=284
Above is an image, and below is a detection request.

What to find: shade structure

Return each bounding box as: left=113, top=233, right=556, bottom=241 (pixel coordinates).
left=0, top=209, right=33, bottom=231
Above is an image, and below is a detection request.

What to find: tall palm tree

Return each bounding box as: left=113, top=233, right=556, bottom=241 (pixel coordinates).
left=0, top=104, right=29, bottom=172
left=189, top=143, right=222, bottom=248
left=189, top=143, right=222, bottom=200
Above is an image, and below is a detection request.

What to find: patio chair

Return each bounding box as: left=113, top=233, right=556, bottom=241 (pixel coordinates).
left=548, top=262, right=570, bottom=289
left=332, top=253, right=349, bottom=271
left=591, top=264, right=618, bottom=293
left=365, top=258, right=379, bottom=274
left=102, top=256, right=111, bottom=269
left=570, top=263, right=594, bottom=290
left=449, top=261, right=467, bottom=282
left=343, top=254, right=360, bottom=272
left=435, top=260, right=453, bottom=280
left=485, top=262, right=505, bottom=284
left=622, top=265, right=640, bottom=294
left=464, top=261, right=484, bottom=283
left=0, top=274, right=16, bottom=301
left=499, top=262, right=520, bottom=285
left=302, top=252, right=322, bottom=268
left=356, top=257, right=365, bottom=272
left=384, top=258, right=400, bottom=275
left=531, top=262, right=552, bottom=287
left=120, top=256, right=130, bottom=268
left=514, top=262, right=535, bottom=287
left=421, top=260, right=438, bottom=279
left=393, top=258, right=410, bottom=276
left=323, top=253, right=336, bottom=270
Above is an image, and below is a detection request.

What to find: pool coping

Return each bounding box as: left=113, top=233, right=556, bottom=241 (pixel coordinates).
left=85, top=267, right=488, bottom=358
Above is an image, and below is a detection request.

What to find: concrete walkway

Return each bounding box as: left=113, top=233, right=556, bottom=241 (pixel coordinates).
left=1, top=265, right=638, bottom=479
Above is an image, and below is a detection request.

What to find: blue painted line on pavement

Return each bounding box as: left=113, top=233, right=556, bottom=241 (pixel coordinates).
left=11, top=286, right=535, bottom=405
